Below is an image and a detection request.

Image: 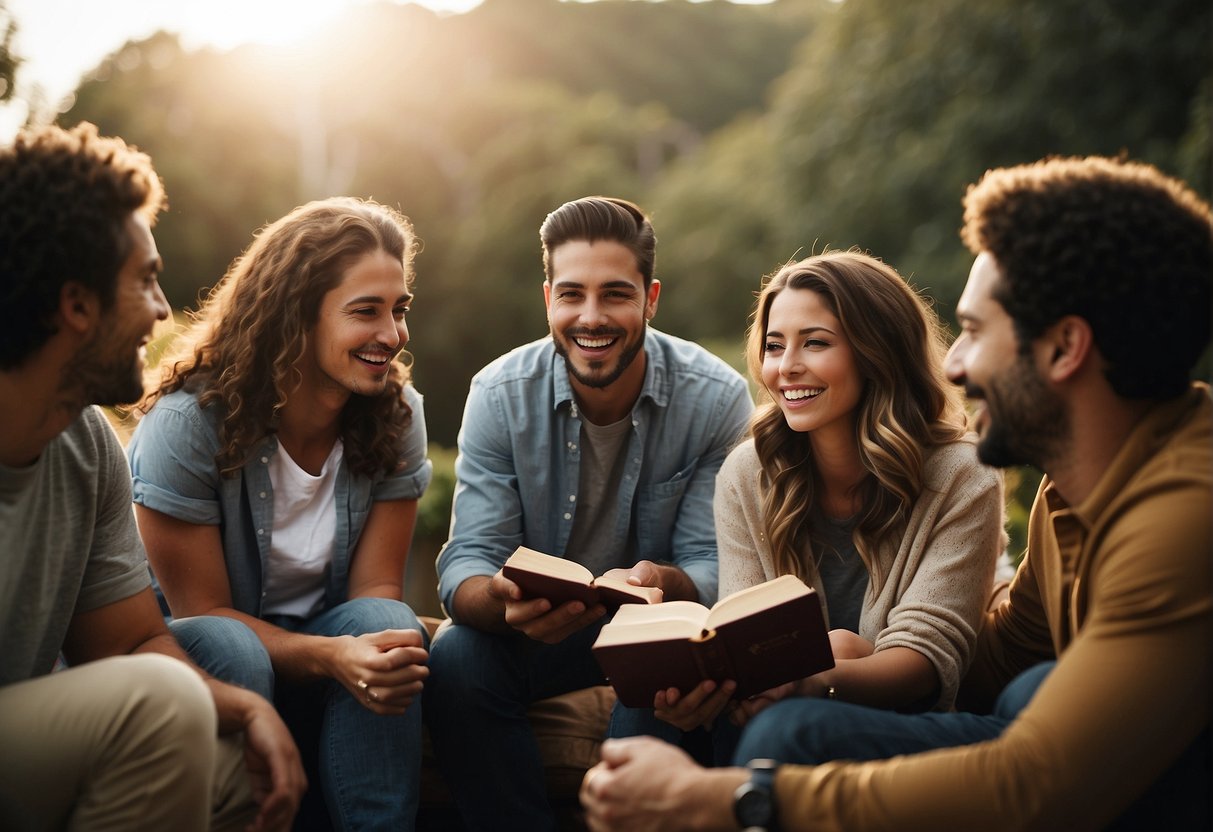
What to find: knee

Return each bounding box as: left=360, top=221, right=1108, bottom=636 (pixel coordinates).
left=171, top=615, right=273, bottom=697
left=124, top=654, right=217, bottom=747
left=734, top=699, right=833, bottom=764
left=335, top=597, right=424, bottom=638
left=426, top=624, right=503, bottom=691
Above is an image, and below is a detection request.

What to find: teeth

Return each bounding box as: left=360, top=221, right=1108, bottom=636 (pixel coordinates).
left=575, top=337, right=614, bottom=349
left=356, top=352, right=390, bottom=365
left=783, top=388, right=822, bottom=401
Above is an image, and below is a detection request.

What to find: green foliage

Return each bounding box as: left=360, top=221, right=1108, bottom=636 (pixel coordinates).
left=31, top=0, right=1208, bottom=554
left=0, top=2, right=17, bottom=103
left=416, top=443, right=458, bottom=543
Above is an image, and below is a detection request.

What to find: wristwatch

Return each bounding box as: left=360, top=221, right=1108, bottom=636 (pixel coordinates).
left=733, top=758, right=779, bottom=831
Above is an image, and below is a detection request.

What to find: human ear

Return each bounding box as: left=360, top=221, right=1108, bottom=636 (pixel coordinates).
left=58, top=282, right=101, bottom=334
left=1041, top=315, right=1093, bottom=382
left=645, top=279, right=661, bottom=321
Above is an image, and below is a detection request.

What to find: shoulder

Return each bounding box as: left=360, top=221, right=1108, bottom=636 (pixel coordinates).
left=401, top=381, right=425, bottom=414
left=470, top=337, right=556, bottom=391
left=923, top=435, right=1000, bottom=493
left=647, top=329, right=747, bottom=391
left=718, top=438, right=760, bottom=488
left=54, top=406, right=123, bottom=468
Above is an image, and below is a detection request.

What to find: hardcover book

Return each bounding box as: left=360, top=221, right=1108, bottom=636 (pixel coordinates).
left=591, top=574, right=834, bottom=708
left=502, top=546, right=662, bottom=607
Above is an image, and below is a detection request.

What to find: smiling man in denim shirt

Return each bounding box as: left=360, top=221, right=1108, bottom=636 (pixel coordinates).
left=425, top=196, right=752, bottom=831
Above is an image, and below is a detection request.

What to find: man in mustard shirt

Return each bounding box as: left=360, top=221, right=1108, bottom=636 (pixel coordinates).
left=580, top=155, right=1212, bottom=830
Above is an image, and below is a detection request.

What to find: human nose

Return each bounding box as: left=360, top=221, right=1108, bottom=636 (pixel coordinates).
left=944, top=334, right=967, bottom=385
left=153, top=281, right=170, bottom=321
left=578, top=297, right=608, bottom=327
left=383, top=314, right=408, bottom=349
left=779, top=347, right=803, bottom=376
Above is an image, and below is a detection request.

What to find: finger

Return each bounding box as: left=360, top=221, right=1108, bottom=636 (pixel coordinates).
left=366, top=628, right=426, bottom=650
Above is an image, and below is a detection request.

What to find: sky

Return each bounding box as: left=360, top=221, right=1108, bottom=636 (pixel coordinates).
left=0, top=0, right=485, bottom=139
left=1, top=0, right=776, bottom=141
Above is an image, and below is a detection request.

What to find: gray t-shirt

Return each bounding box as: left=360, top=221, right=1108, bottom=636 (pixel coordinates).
left=563, top=415, right=636, bottom=577
left=0, top=407, right=150, bottom=685
left=811, top=513, right=868, bottom=634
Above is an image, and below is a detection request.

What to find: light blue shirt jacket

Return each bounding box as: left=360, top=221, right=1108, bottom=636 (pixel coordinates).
left=436, top=328, right=753, bottom=616
left=127, top=385, right=432, bottom=617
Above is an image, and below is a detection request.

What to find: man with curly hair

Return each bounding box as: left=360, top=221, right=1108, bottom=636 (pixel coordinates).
left=581, top=156, right=1211, bottom=831
left=0, top=122, right=305, bottom=831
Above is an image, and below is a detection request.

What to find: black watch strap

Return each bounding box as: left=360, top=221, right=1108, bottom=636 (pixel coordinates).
left=733, top=758, right=779, bottom=832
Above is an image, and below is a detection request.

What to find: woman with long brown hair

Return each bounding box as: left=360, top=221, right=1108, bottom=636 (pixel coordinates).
left=127, top=197, right=432, bottom=830
left=651, top=250, right=1003, bottom=743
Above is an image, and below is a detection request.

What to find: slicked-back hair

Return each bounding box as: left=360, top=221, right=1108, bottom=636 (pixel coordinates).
left=962, top=156, right=1213, bottom=399
left=0, top=122, right=166, bottom=369
left=539, top=196, right=656, bottom=288
left=141, top=197, right=419, bottom=478
left=745, top=250, right=967, bottom=591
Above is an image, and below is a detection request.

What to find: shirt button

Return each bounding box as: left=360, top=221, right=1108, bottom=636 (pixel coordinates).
left=257, top=528, right=264, bottom=536
left=259, top=491, right=267, bottom=499
left=563, top=512, right=572, bottom=520
left=568, top=494, right=576, bottom=502
left=631, top=421, right=639, bottom=427
left=260, top=456, right=269, bottom=464
left=633, top=458, right=640, bottom=464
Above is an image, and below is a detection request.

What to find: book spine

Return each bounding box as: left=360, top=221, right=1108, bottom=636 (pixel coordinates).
left=690, top=631, right=735, bottom=683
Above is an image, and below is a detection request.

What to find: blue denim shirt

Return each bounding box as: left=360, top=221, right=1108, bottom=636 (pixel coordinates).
left=127, top=386, right=432, bottom=617
left=436, top=329, right=752, bottom=615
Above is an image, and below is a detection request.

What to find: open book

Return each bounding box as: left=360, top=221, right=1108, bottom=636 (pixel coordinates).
left=591, top=574, right=834, bottom=708
left=502, top=546, right=662, bottom=607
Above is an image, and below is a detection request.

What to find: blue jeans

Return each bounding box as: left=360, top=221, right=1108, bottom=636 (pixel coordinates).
left=607, top=702, right=741, bottom=767
left=734, top=662, right=1211, bottom=829
left=423, top=620, right=607, bottom=832
left=171, top=597, right=427, bottom=832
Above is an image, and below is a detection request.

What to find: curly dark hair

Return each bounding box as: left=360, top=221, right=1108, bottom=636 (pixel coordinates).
left=0, top=122, right=166, bottom=369
left=140, top=197, right=419, bottom=479
left=540, top=196, right=656, bottom=289
left=961, top=156, right=1213, bottom=399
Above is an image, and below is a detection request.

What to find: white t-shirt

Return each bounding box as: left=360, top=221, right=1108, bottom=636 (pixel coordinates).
left=263, top=439, right=343, bottom=617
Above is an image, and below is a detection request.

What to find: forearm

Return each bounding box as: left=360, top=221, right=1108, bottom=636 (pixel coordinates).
left=654, top=562, right=702, bottom=603
left=192, top=606, right=345, bottom=683
left=449, top=575, right=513, bottom=633
left=807, top=647, right=939, bottom=710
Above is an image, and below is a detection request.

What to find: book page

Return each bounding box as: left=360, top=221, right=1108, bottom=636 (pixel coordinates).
left=504, top=546, right=595, bottom=584
left=704, top=574, right=812, bottom=629
left=592, top=575, right=663, bottom=604
left=593, top=600, right=709, bottom=647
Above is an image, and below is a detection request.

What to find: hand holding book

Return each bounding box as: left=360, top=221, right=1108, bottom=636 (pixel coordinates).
left=502, top=546, right=664, bottom=608
left=592, top=575, right=834, bottom=708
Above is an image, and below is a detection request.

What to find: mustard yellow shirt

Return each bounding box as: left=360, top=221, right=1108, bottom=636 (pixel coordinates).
left=774, top=384, right=1212, bottom=831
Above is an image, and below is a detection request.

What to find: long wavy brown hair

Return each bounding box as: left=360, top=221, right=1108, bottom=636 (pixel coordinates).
left=139, top=197, right=419, bottom=478
left=745, top=250, right=966, bottom=592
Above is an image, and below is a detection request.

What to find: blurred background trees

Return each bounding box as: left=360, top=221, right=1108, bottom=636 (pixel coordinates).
left=4, top=0, right=1208, bottom=599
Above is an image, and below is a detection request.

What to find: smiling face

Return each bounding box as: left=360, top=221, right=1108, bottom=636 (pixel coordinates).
left=760, top=287, right=863, bottom=444
left=71, top=211, right=170, bottom=406
left=303, top=248, right=411, bottom=400
left=946, top=251, right=1067, bottom=468
left=544, top=239, right=660, bottom=397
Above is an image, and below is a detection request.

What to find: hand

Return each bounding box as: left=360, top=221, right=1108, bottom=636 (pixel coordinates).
left=332, top=629, right=429, bottom=715
left=653, top=679, right=736, bottom=732
left=581, top=737, right=745, bottom=832
left=234, top=692, right=307, bottom=832
left=490, top=569, right=607, bottom=644
left=600, top=560, right=662, bottom=591
left=730, top=680, right=797, bottom=728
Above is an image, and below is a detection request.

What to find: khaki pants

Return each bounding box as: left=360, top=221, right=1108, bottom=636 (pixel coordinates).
left=0, top=654, right=255, bottom=831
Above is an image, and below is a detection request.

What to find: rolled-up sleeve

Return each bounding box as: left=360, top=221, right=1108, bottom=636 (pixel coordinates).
left=128, top=401, right=223, bottom=525
left=372, top=384, right=433, bottom=502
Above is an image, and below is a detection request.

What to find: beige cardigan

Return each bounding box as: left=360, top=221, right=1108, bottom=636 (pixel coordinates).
left=714, top=436, right=1004, bottom=710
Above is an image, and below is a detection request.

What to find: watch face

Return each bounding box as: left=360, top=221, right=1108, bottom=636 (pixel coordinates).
left=735, top=783, right=774, bottom=827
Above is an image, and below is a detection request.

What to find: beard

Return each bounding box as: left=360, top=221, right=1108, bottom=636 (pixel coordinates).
left=553, top=324, right=645, bottom=390
left=971, top=352, right=1068, bottom=470
left=64, top=329, right=145, bottom=407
